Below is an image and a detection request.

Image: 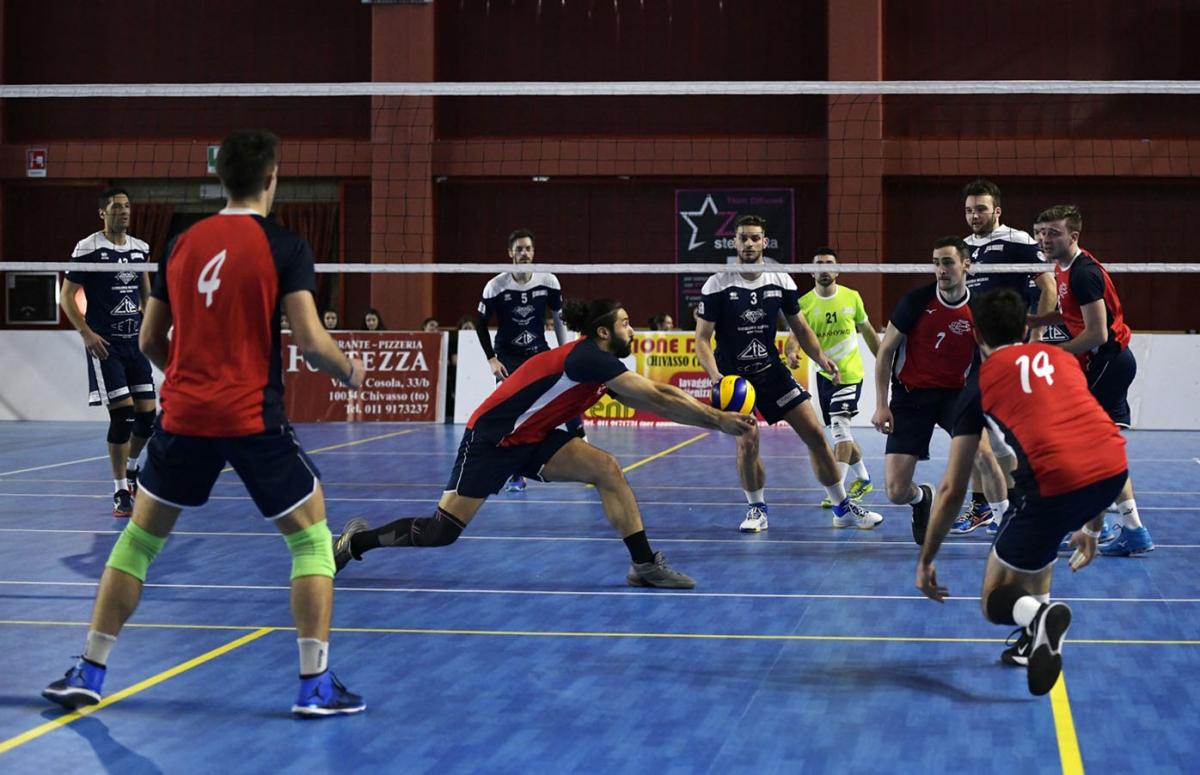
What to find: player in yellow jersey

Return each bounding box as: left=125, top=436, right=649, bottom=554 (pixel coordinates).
left=788, top=249, right=881, bottom=507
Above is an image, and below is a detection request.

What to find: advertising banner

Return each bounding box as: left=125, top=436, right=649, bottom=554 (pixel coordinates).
left=585, top=331, right=807, bottom=425
left=675, top=188, right=795, bottom=326
left=282, top=330, right=447, bottom=422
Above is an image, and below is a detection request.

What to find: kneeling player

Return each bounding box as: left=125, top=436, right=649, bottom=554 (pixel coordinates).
left=335, top=298, right=756, bottom=588
left=915, top=289, right=1128, bottom=695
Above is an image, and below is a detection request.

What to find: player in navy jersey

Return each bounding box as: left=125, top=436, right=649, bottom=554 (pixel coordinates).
left=44, top=130, right=367, bottom=717
left=872, top=237, right=979, bottom=546
left=695, top=215, right=883, bottom=533
left=952, top=180, right=1058, bottom=535
left=916, top=289, right=1129, bottom=695
left=336, top=298, right=757, bottom=588
left=476, top=228, right=580, bottom=491
left=1028, top=204, right=1153, bottom=556
left=60, top=188, right=157, bottom=518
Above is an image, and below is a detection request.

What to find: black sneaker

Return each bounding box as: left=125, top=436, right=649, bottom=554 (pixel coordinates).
left=1027, top=602, right=1072, bottom=696
left=1001, top=627, right=1032, bottom=666
left=334, top=518, right=370, bottom=574
left=911, top=484, right=933, bottom=545
left=112, top=489, right=133, bottom=519
left=126, top=467, right=139, bottom=497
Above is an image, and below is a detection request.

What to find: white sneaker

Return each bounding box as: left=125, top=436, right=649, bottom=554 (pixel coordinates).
left=739, top=503, right=768, bottom=532
left=832, top=499, right=883, bottom=530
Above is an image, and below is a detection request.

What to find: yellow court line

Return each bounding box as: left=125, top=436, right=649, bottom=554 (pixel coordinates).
left=620, top=431, right=710, bottom=475
left=1051, top=674, right=1085, bottom=774
left=220, top=427, right=422, bottom=473
left=5, top=620, right=1200, bottom=646
left=0, top=627, right=274, bottom=757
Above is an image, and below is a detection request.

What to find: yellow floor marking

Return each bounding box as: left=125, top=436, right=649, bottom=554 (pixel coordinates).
left=0, top=627, right=274, bottom=756
left=585, top=431, right=710, bottom=488
left=221, top=427, right=422, bottom=473
left=1051, top=673, right=1084, bottom=774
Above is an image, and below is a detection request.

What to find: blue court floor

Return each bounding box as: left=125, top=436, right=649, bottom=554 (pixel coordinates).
left=0, top=421, right=1197, bottom=773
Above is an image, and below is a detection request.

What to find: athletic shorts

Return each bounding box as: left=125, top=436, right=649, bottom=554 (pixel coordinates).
left=1086, top=347, right=1136, bottom=428
left=815, top=374, right=862, bottom=427
left=86, top=339, right=155, bottom=407
left=138, top=419, right=320, bottom=520
left=495, top=349, right=547, bottom=382
left=885, top=382, right=961, bottom=460
left=446, top=427, right=577, bottom=498
left=739, top=360, right=811, bottom=425
left=983, top=415, right=1015, bottom=459
left=991, top=471, right=1128, bottom=572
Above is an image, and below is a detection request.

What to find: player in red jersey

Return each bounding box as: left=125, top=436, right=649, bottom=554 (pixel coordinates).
left=43, top=130, right=369, bottom=717
left=872, top=237, right=1006, bottom=545
left=334, top=298, right=757, bottom=589
left=1028, top=204, right=1152, bottom=557
left=916, top=289, right=1128, bottom=695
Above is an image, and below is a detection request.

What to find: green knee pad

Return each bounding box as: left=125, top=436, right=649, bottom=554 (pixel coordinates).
left=284, top=522, right=335, bottom=580
left=106, top=522, right=167, bottom=582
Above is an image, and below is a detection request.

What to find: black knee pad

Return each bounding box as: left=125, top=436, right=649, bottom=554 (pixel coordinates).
left=985, top=584, right=1024, bottom=626
left=410, top=507, right=466, bottom=547
left=107, top=405, right=136, bottom=444
left=132, top=410, right=156, bottom=440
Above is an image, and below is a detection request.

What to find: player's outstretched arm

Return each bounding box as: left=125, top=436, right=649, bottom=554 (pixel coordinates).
left=139, top=297, right=172, bottom=370
left=915, top=432, right=979, bottom=600
left=871, top=323, right=904, bottom=433
left=283, top=290, right=364, bottom=387
left=605, top=372, right=754, bottom=437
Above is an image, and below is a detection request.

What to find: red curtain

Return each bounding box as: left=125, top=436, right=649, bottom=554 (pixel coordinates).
left=274, top=202, right=340, bottom=313
left=130, top=203, right=175, bottom=260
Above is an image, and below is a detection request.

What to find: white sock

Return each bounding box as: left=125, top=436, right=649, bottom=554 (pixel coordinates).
left=298, top=638, right=329, bottom=677
left=988, top=500, right=1008, bottom=524
left=1116, top=499, right=1142, bottom=529
left=744, top=489, right=765, bottom=505
left=84, top=630, right=117, bottom=666
left=1033, top=593, right=1050, bottom=605
left=909, top=486, right=925, bottom=505
left=850, top=459, right=870, bottom=481
left=836, top=462, right=850, bottom=485
left=1013, top=596, right=1042, bottom=629
left=113, top=478, right=128, bottom=493
left=825, top=482, right=848, bottom=504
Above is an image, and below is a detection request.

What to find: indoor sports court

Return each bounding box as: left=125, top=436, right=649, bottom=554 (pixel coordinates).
left=2, top=1, right=1200, bottom=773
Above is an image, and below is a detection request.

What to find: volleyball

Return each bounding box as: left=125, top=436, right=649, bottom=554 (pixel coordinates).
left=712, top=375, right=756, bottom=415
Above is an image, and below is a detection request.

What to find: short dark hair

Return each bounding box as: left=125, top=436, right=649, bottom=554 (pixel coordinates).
left=508, top=228, right=535, bottom=249
left=1035, top=204, right=1083, bottom=234
left=812, top=246, right=838, bottom=260
left=216, top=129, right=280, bottom=200
left=974, top=289, right=1028, bottom=347
left=735, top=215, right=766, bottom=230
left=562, top=298, right=623, bottom=338
left=99, top=187, right=128, bottom=210
left=962, top=178, right=1002, bottom=206
left=932, top=235, right=971, bottom=262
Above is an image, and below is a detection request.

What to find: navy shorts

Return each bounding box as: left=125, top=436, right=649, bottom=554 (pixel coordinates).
left=815, top=374, right=862, bottom=427
left=885, top=383, right=960, bottom=460
left=740, top=360, right=811, bottom=424
left=87, top=339, right=155, bottom=407
left=992, top=471, right=1128, bottom=572
left=139, top=420, right=320, bottom=520
left=446, top=428, right=578, bottom=498
left=1087, top=347, right=1136, bottom=428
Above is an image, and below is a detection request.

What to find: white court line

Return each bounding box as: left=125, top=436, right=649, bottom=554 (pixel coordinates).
left=0, top=455, right=108, bottom=477
left=3, top=578, right=1200, bottom=603
left=2, top=491, right=1198, bottom=512
left=7, top=526, right=1200, bottom=549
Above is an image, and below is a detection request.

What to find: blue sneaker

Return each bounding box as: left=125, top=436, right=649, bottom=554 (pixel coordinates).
left=1098, top=520, right=1120, bottom=544
left=292, top=671, right=366, bottom=717
left=950, top=501, right=993, bottom=534
left=43, top=658, right=105, bottom=709
left=1099, top=526, right=1155, bottom=557
left=504, top=476, right=527, bottom=493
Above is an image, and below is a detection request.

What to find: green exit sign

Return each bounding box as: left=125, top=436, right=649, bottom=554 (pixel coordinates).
left=207, top=145, right=220, bottom=174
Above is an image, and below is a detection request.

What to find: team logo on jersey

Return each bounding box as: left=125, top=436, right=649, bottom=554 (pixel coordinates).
left=948, top=319, right=972, bottom=335
left=740, top=309, right=766, bottom=324
left=763, top=289, right=782, bottom=299
left=737, top=340, right=770, bottom=361
left=513, top=331, right=539, bottom=348
left=503, top=293, right=512, bottom=302
left=116, top=271, right=137, bottom=284
left=729, top=292, right=739, bottom=300
left=111, top=296, right=139, bottom=316
left=513, top=304, right=535, bottom=318
left=131, top=252, right=144, bottom=260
